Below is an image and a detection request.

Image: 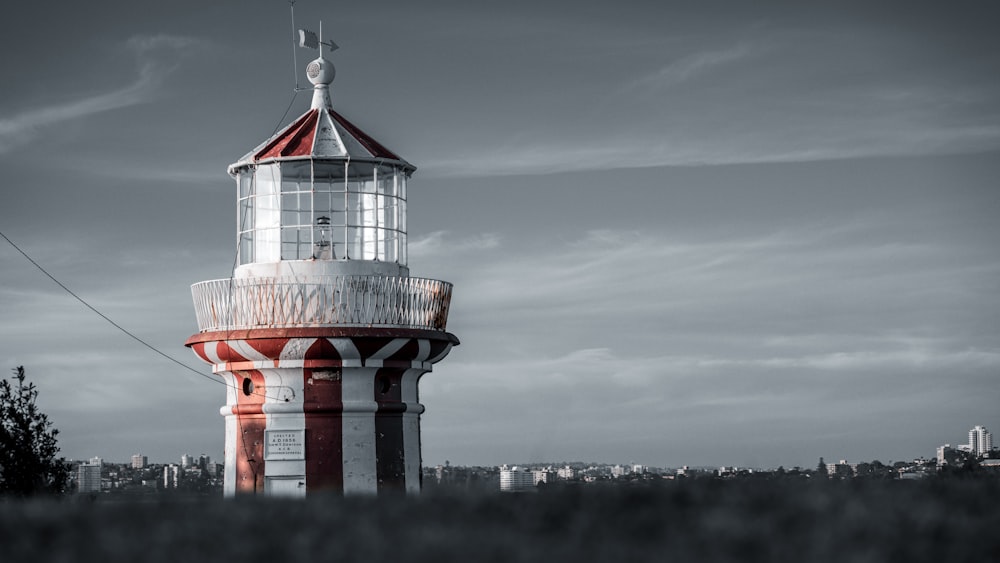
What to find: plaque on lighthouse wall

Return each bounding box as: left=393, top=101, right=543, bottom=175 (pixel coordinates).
left=264, top=430, right=306, bottom=460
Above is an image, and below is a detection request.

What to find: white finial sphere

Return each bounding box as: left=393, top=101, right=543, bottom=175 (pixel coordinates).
left=306, top=57, right=336, bottom=85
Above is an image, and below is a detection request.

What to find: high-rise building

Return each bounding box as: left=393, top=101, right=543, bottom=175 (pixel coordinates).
left=163, top=464, right=179, bottom=489
left=937, top=444, right=951, bottom=466
left=185, top=28, right=457, bottom=497
left=500, top=466, right=535, bottom=492
left=131, top=454, right=147, bottom=469
left=969, top=425, right=993, bottom=457
left=76, top=462, right=101, bottom=494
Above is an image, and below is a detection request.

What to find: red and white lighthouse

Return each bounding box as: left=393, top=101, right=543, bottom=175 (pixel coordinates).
left=185, top=45, right=458, bottom=496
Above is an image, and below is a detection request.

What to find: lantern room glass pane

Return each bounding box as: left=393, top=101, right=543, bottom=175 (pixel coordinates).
left=236, top=160, right=409, bottom=266
left=253, top=164, right=280, bottom=263
left=239, top=231, right=253, bottom=264
left=282, top=227, right=312, bottom=260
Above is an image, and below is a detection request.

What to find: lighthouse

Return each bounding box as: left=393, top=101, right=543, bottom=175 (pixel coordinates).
left=185, top=43, right=458, bottom=496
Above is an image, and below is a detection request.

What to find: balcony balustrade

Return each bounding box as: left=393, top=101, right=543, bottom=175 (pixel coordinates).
left=191, top=275, right=452, bottom=333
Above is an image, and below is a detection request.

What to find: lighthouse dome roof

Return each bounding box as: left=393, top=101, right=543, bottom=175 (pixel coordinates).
left=229, top=56, right=413, bottom=175
left=229, top=106, right=414, bottom=176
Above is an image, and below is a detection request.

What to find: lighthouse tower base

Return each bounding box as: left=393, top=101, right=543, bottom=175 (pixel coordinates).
left=186, top=328, right=457, bottom=496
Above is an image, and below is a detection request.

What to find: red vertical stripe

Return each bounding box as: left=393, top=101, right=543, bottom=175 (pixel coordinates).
left=303, top=368, right=344, bottom=493
left=233, top=370, right=266, bottom=495
left=374, top=368, right=406, bottom=494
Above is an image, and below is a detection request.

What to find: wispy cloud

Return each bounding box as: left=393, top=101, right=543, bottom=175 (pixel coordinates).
left=416, top=25, right=1000, bottom=179
left=420, top=119, right=1000, bottom=178
left=625, top=43, right=755, bottom=92
left=0, top=34, right=207, bottom=154
left=410, top=231, right=501, bottom=258
left=424, top=334, right=1000, bottom=464
left=442, top=222, right=1000, bottom=370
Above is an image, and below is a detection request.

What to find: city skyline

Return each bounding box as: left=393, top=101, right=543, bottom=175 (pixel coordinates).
left=2, top=1, right=999, bottom=469
left=71, top=422, right=997, bottom=470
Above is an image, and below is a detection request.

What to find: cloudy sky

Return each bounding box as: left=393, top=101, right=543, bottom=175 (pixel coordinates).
left=1, top=0, right=998, bottom=469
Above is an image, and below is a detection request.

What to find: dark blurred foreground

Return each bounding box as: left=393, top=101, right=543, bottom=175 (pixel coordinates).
left=2, top=477, right=998, bottom=563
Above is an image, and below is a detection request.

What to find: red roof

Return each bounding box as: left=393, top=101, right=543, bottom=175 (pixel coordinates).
left=254, top=110, right=320, bottom=161
left=245, top=107, right=407, bottom=165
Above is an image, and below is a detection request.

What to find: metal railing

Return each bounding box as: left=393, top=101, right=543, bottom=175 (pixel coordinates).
left=191, top=275, right=452, bottom=332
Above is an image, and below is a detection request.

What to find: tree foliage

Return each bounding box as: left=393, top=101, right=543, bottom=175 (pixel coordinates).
left=0, top=366, right=70, bottom=496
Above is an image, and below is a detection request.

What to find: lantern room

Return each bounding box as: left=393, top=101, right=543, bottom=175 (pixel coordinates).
left=227, top=54, right=413, bottom=278
left=234, top=158, right=408, bottom=266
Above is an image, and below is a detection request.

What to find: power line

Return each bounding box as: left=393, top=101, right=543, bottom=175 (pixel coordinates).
left=271, top=90, right=299, bottom=138
left=0, top=229, right=223, bottom=387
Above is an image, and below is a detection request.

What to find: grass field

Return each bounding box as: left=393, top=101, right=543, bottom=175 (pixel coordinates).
left=2, top=477, right=998, bottom=562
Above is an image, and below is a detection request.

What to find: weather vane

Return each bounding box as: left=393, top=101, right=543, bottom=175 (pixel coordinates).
left=298, top=25, right=338, bottom=53
left=289, top=1, right=339, bottom=91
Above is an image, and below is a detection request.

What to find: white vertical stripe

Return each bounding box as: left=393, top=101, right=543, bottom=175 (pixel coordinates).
left=329, top=338, right=363, bottom=366
left=400, top=367, right=426, bottom=494
left=426, top=341, right=453, bottom=365
left=203, top=341, right=224, bottom=365
left=415, top=339, right=431, bottom=362
left=280, top=338, right=317, bottom=360
left=365, top=338, right=409, bottom=367
left=341, top=367, right=378, bottom=494
left=227, top=339, right=271, bottom=361
left=261, top=368, right=306, bottom=490
left=223, top=414, right=238, bottom=497
left=220, top=372, right=238, bottom=498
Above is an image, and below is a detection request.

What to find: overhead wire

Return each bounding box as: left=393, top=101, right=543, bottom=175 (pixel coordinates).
left=0, top=229, right=284, bottom=403
left=0, top=229, right=216, bottom=383
left=271, top=90, right=299, bottom=138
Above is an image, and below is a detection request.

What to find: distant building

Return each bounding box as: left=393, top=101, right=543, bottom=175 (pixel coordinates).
left=131, top=454, right=148, bottom=469
left=499, top=466, right=535, bottom=492
left=180, top=454, right=194, bottom=469
left=556, top=465, right=576, bottom=480
left=826, top=460, right=854, bottom=478
left=532, top=468, right=554, bottom=486
left=937, top=444, right=952, bottom=467
left=969, top=426, right=992, bottom=457
left=77, top=462, right=101, bottom=494
left=610, top=465, right=630, bottom=478
left=163, top=464, right=180, bottom=489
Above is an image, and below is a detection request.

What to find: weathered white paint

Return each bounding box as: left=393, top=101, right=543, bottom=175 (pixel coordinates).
left=221, top=372, right=239, bottom=498
left=401, top=367, right=425, bottom=494
left=262, top=367, right=306, bottom=490
left=341, top=367, right=378, bottom=494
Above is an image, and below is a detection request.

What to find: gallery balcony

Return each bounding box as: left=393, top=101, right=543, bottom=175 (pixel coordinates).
left=191, top=275, right=452, bottom=333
